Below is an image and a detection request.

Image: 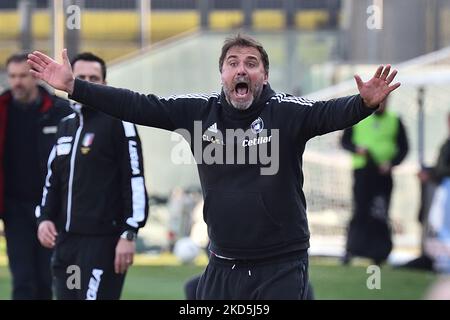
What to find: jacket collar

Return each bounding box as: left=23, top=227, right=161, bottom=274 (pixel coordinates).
left=70, top=101, right=98, bottom=117
left=0, top=86, right=54, bottom=114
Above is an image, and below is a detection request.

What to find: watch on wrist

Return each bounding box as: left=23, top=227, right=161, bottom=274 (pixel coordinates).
left=120, top=230, right=137, bottom=241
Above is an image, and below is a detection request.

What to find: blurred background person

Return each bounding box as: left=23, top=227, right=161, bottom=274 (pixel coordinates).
left=420, top=112, right=450, bottom=274
left=341, top=98, right=409, bottom=265
left=0, top=53, right=70, bottom=299
left=398, top=113, right=450, bottom=271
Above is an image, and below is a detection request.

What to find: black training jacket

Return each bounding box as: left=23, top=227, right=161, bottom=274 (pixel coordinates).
left=70, top=79, right=373, bottom=258
left=36, top=103, right=149, bottom=236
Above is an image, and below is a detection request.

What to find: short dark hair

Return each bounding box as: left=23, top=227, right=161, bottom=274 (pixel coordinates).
left=219, top=33, right=269, bottom=75
left=71, top=52, right=107, bottom=81
left=6, top=52, right=29, bottom=67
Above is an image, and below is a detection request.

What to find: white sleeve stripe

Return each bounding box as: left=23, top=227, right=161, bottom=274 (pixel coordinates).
left=272, top=93, right=315, bottom=106
left=283, top=97, right=315, bottom=105
left=126, top=177, right=146, bottom=228
left=35, top=205, right=41, bottom=218
left=122, top=121, right=136, bottom=137
left=274, top=93, right=315, bottom=102
left=41, top=146, right=57, bottom=207
left=158, top=93, right=220, bottom=101
left=61, top=113, right=76, bottom=122
left=165, top=94, right=208, bottom=101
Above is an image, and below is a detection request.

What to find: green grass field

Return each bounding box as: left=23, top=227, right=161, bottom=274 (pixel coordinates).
left=0, top=256, right=437, bottom=300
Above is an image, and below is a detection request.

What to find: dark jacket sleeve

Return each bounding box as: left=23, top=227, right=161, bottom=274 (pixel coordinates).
left=391, top=118, right=409, bottom=166
left=36, top=144, right=60, bottom=225
left=340, top=127, right=357, bottom=153
left=296, top=94, right=374, bottom=141
left=118, top=121, right=149, bottom=234
left=69, top=79, right=203, bottom=132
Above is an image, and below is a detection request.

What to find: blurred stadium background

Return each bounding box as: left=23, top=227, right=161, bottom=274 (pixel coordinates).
left=1, top=0, right=450, bottom=299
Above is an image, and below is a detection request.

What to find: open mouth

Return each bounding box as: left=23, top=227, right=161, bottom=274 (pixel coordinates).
left=235, top=82, right=249, bottom=97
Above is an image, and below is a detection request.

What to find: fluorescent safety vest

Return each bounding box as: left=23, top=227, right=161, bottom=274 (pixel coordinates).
left=352, top=111, right=399, bottom=169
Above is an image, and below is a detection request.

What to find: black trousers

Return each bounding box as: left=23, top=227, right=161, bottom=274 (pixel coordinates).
left=346, top=168, right=393, bottom=262
left=196, top=252, right=309, bottom=300
left=52, top=233, right=125, bottom=300
left=3, top=199, right=53, bottom=300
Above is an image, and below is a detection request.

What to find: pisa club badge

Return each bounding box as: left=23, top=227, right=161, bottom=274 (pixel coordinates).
left=251, top=117, right=264, bottom=134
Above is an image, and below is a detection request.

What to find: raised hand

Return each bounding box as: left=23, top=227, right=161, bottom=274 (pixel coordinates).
left=27, top=49, right=75, bottom=95
left=354, top=65, right=400, bottom=108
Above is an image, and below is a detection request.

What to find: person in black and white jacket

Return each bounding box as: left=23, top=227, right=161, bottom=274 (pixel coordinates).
left=29, top=34, right=400, bottom=300
left=35, top=53, right=148, bottom=300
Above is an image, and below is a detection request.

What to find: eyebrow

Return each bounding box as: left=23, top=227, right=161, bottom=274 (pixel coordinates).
left=226, top=55, right=259, bottom=61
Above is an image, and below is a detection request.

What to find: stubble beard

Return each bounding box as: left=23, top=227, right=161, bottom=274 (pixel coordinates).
left=223, top=81, right=264, bottom=110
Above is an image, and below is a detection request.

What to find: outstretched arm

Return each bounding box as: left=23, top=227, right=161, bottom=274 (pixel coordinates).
left=297, top=65, right=400, bottom=139
left=28, top=50, right=203, bottom=131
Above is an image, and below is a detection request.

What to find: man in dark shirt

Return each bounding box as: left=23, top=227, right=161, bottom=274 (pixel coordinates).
left=0, top=53, right=71, bottom=299
left=28, top=34, right=401, bottom=299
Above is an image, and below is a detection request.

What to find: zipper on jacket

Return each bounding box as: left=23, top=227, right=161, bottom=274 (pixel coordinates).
left=66, top=111, right=83, bottom=232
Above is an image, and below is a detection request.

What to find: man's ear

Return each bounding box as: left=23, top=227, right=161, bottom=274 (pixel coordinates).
left=263, top=73, right=268, bottom=85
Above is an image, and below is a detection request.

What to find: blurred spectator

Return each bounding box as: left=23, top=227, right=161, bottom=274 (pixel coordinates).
left=420, top=112, right=450, bottom=274
left=341, top=98, right=409, bottom=265
left=0, top=53, right=71, bottom=299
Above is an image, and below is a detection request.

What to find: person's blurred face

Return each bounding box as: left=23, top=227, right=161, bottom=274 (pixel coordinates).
left=220, top=46, right=268, bottom=110
left=7, top=61, right=38, bottom=102
left=72, top=60, right=105, bottom=84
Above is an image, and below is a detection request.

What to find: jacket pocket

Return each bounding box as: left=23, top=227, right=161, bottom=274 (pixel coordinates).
left=203, top=191, right=283, bottom=249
